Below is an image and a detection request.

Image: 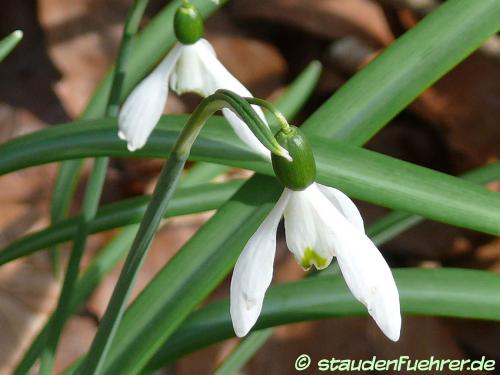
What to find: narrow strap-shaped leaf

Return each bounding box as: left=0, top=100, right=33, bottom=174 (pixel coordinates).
left=207, top=162, right=500, bottom=375
left=145, top=268, right=500, bottom=369
left=39, top=2, right=151, bottom=373
left=0, top=60, right=322, bottom=265
left=49, top=0, right=229, bottom=281
left=70, top=1, right=500, bottom=372
left=15, top=183, right=244, bottom=373
left=266, top=60, right=321, bottom=132
left=14, top=226, right=138, bottom=375
left=62, top=160, right=500, bottom=374
left=81, top=154, right=188, bottom=374
left=213, top=329, right=274, bottom=375
left=0, top=119, right=498, bottom=236
left=69, top=175, right=283, bottom=375
left=302, top=0, right=500, bottom=142
left=0, top=180, right=243, bottom=265
left=80, top=88, right=286, bottom=373
left=0, top=30, right=22, bottom=62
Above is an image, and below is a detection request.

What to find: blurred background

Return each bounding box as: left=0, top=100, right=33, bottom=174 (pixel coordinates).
left=0, top=0, right=499, bottom=374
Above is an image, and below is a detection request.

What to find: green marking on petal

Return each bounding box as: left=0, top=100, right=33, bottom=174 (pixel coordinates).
left=300, top=247, right=327, bottom=270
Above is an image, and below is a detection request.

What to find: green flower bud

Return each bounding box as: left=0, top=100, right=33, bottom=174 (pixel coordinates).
left=271, top=126, right=316, bottom=191
left=174, top=2, right=204, bottom=45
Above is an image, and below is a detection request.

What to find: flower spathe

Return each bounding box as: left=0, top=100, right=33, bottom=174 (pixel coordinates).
left=118, top=39, right=271, bottom=159
left=230, top=182, right=401, bottom=341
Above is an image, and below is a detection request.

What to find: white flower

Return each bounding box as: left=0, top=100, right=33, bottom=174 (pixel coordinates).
left=118, top=39, right=270, bottom=159
left=230, top=182, right=401, bottom=341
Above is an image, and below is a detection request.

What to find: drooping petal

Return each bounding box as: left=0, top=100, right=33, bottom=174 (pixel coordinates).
left=301, top=184, right=401, bottom=341
left=283, top=185, right=335, bottom=270
left=118, top=44, right=182, bottom=151
left=221, top=108, right=272, bottom=160
left=230, top=189, right=291, bottom=337
left=169, top=40, right=218, bottom=97
left=317, top=183, right=364, bottom=231
left=170, top=39, right=271, bottom=160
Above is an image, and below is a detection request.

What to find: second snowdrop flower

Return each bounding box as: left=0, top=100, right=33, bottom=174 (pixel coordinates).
left=230, top=124, right=401, bottom=341
left=118, top=1, right=270, bottom=159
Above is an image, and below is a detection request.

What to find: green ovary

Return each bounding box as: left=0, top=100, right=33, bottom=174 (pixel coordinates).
left=300, top=247, right=327, bottom=270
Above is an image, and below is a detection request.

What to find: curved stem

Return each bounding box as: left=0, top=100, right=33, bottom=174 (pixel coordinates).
left=245, top=97, right=292, bottom=134
left=79, top=90, right=282, bottom=375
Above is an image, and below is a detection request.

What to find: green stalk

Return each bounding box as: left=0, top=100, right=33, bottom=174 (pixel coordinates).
left=0, top=30, right=23, bottom=62
left=60, top=1, right=500, bottom=372
left=81, top=155, right=186, bottom=375
left=38, top=1, right=149, bottom=373
left=49, top=163, right=82, bottom=277
left=15, top=179, right=243, bottom=375
left=79, top=90, right=282, bottom=374
left=39, top=160, right=110, bottom=374
left=246, top=97, right=291, bottom=133
left=180, top=60, right=322, bottom=187
left=49, top=0, right=228, bottom=268
left=0, top=60, right=321, bottom=265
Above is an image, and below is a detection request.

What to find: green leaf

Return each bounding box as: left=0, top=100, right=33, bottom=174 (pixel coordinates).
left=81, top=151, right=188, bottom=374
left=63, top=160, right=499, bottom=374
left=302, top=0, right=500, bottom=142
left=71, top=175, right=283, bottom=375
left=180, top=162, right=231, bottom=187
left=0, top=30, right=22, bottom=62
left=42, top=1, right=153, bottom=369
left=145, top=268, right=500, bottom=369
left=193, top=162, right=500, bottom=375
left=0, top=180, right=243, bottom=265
left=0, top=59, right=322, bottom=264
left=49, top=0, right=230, bottom=279
left=14, top=226, right=138, bottom=375
left=15, top=0, right=500, bottom=371
left=0, top=118, right=498, bottom=236
left=49, top=161, right=83, bottom=276
left=213, top=329, right=274, bottom=375
left=267, top=60, right=322, bottom=131
left=73, top=1, right=500, bottom=371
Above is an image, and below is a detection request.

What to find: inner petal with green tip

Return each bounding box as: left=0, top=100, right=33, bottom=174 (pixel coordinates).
left=300, top=247, right=328, bottom=270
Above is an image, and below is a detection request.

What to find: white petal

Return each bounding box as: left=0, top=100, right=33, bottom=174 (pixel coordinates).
left=230, top=189, right=291, bottom=337
left=222, top=108, right=272, bottom=161
left=283, top=185, right=335, bottom=270
left=170, top=39, right=272, bottom=160
left=304, top=184, right=401, bottom=341
left=118, top=44, right=182, bottom=151
left=317, top=184, right=364, bottom=231
left=169, top=41, right=218, bottom=97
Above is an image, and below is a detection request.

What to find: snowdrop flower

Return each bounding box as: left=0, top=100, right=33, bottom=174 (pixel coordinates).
left=118, top=2, right=270, bottom=159
left=230, top=125, right=401, bottom=341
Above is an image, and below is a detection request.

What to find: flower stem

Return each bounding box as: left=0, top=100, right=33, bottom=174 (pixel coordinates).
left=38, top=1, right=149, bottom=374
left=245, top=97, right=292, bottom=134
left=79, top=90, right=283, bottom=375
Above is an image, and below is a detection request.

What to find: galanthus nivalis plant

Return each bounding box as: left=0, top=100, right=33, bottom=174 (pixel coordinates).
left=230, top=123, right=401, bottom=341
left=118, top=1, right=270, bottom=159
